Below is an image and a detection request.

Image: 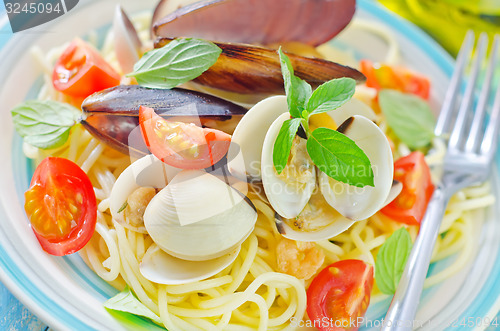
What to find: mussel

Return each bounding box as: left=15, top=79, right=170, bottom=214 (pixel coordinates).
left=80, top=85, right=248, bottom=156
left=155, top=38, right=365, bottom=95
left=153, top=0, right=355, bottom=47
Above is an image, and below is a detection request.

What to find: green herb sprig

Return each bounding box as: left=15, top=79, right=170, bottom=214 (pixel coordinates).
left=379, top=89, right=436, bottom=149
left=127, top=38, right=222, bottom=89
left=11, top=100, right=80, bottom=149
left=104, top=286, right=162, bottom=324
left=273, top=48, right=374, bottom=188
left=12, top=38, right=222, bottom=150
left=375, top=227, right=413, bottom=295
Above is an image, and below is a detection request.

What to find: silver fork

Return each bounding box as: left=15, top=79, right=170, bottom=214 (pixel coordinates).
left=381, top=31, right=500, bottom=331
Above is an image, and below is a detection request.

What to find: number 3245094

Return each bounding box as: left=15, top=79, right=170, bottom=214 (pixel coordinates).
left=451, top=317, right=498, bottom=328
left=5, top=2, right=62, bottom=14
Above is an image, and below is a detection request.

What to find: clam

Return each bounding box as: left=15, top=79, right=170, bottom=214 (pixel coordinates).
left=227, top=95, right=376, bottom=182
left=113, top=5, right=143, bottom=74
left=261, top=113, right=316, bottom=219
left=318, top=116, right=394, bottom=221
left=111, top=157, right=253, bottom=284
left=383, top=180, right=403, bottom=208
left=140, top=244, right=240, bottom=285
left=327, top=98, right=378, bottom=124
left=274, top=207, right=356, bottom=242
left=80, top=85, right=248, bottom=156
left=153, top=0, right=355, bottom=47
left=143, top=169, right=257, bottom=261
left=109, top=154, right=181, bottom=232
left=155, top=38, right=365, bottom=95
left=227, top=95, right=288, bottom=181
left=261, top=112, right=393, bottom=241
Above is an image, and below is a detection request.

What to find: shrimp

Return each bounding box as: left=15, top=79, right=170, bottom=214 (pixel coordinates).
left=123, top=187, right=156, bottom=226
left=276, top=237, right=325, bottom=280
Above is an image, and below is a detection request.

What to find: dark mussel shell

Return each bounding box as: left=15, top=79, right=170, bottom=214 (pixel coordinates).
left=80, top=85, right=248, bottom=156
left=153, top=0, right=355, bottom=47
left=155, top=38, right=366, bottom=94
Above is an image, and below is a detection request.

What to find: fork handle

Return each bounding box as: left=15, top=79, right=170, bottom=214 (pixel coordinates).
left=381, top=186, right=449, bottom=331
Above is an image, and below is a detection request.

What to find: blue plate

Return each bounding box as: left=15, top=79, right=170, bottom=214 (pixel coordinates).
left=0, top=0, right=498, bottom=330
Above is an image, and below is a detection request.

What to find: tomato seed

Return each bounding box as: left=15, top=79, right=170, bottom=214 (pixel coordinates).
left=329, top=267, right=340, bottom=276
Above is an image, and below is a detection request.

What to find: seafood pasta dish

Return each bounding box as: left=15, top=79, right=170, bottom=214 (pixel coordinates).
left=10, top=0, right=495, bottom=330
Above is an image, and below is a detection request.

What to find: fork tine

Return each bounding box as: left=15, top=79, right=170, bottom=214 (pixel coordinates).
left=480, top=74, right=500, bottom=159
left=435, top=30, right=475, bottom=137
left=448, top=33, right=489, bottom=151
left=465, top=35, right=500, bottom=153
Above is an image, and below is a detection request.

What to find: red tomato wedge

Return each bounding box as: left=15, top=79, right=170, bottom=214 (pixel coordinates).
left=360, top=59, right=431, bottom=100
left=52, top=38, right=121, bottom=98
left=24, top=157, right=97, bottom=256
left=307, top=260, right=374, bottom=331
left=139, top=106, right=232, bottom=169
left=381, top=152, right=435, bottom=225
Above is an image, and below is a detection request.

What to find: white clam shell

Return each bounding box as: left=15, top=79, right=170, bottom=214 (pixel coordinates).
left=383, top=180, right=403, bottom=208
left=319, top=115, right=393, bottom=220
left=227, top=96, right=288, bottom=181
left=109, top=154, right=181, bottom=227
left=275, top=213, right=355, bottom=242
left=261, top=113, right=316, bottom=219
left=143, top=170, right=257, bottom=261
left=140, top=244, right=240, bottom=285
left=113, top=5, right=143, bottom=73
left=327, top=97, right=377, bottom=124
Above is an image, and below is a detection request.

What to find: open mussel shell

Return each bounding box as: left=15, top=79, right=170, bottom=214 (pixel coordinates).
left=140, top=244, right=240, bottom=285
left=319, top=115, right=394, bottom=221
left=143, top=170, right=257, bottom=261
left=80, top=85, right=247, bottom=156
left=153, top=0, right=355, bottom=47
left=155, top=38, right=365, bottom=94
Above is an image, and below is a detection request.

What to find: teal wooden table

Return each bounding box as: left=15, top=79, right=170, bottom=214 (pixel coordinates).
left=0, top=283, right=47, bottom=330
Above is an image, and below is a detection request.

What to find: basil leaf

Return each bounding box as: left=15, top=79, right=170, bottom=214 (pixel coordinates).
left=375, top=227, right=413, bottom=295
left=11, top=100, right=80, bottom=149
left=104, top=286, right=162, bottom=324
left=129, top=38, right=222, bottom=89
left=273, top=118, right=303, bottom=174
left=379, top=89, right=436, bottom=149
left=278, top=48, right=312, bottom=119
left=307, top=128, right=374, bottom=187
left=307, top=77, right=356, bottom=116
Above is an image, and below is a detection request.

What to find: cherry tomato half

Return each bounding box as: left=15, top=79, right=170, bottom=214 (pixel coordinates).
left=381, top=152, right=435, bottom=225
left=139, top=106, right=232, bottom=169
left=307, top=260, right=374, bottom=331
left=52, top=38, right=121, bottom=98
left=360, top=59, right=431, bottom=100
left=24, top=157, right=97, bottom=256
